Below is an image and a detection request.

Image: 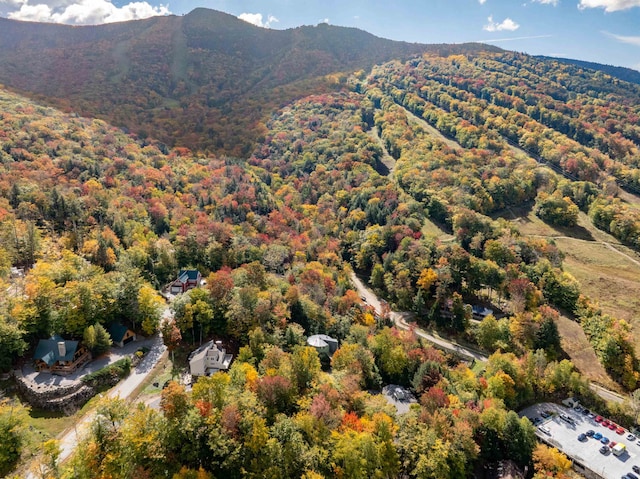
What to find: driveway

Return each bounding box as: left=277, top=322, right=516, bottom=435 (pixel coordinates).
left=349, top=272, right=487, bottom=362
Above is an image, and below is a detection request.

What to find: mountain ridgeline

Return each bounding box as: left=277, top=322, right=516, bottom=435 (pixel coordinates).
left=0, top=8, right=498, bottom=155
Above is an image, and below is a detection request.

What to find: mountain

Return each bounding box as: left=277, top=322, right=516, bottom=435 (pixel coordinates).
left=0, top=8, right=500, bottom=155
left=536, top=55, right=640, bottom=86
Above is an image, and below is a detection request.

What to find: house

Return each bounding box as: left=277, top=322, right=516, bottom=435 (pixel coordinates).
left=34, top=335, right=91, bottom=375
left=307, top=334, right=339, bottom=357
left=107, top=323, right=136, bottom=348
left=169, top=269, right=202, bottom=294
left=472, top=305, right=494, bottom=320
left=189, top=340, right=233, bottom=377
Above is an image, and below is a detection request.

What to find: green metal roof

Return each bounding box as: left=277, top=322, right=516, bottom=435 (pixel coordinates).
left=34, top=337, right=78, bottom=365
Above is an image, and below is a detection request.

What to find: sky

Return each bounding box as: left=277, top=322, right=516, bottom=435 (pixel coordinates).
left=0, top=0, right=639, bottom=71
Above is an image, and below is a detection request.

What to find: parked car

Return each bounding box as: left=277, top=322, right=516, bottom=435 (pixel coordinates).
left=632, top=465, right=640, bottom=474
left=595, top=416, right=604, bottom=423
left=609, top=423, right=618, bottom=431
left=602, top=437, right=610, bottom=444
left=538, top=425, right=551, bottom=435
left=628, top=434, right=636, bottom=441
left=578, top=433, right=587, bottom=441
left=603, top=419, right=610, bottom=426
left=586, top=430, right=595, bottom=437
left=627, top=473, right=638, bottom=479
left=594, top=432, right=603, bottom=440
left=559, top=413, right=575, bottom=424
left=610, top=441, right=618, bottom=448
left=600, top=445, right=610, bottom=454
left=541, top=411, right=552, bottom=418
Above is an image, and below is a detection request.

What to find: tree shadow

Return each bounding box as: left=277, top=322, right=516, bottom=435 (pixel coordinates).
left=549, top=223, right=595, bottom=242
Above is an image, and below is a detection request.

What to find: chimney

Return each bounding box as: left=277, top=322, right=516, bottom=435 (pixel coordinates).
left=58, top=341, right=66, bottom=358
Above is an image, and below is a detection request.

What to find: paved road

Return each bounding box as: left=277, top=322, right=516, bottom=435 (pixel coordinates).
left=22, top=334, right=167, bottom=478
left=57, top=335, right=166, bottom=463
left=350, top=272, right=487, bottom=362
left=349, top=272, right=626, bottom=404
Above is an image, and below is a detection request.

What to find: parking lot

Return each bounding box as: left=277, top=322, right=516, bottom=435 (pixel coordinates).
left=520, top=402, right=640, bottom=479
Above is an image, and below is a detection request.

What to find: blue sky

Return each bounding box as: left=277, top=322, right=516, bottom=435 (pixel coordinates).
left=1, top=0, right=639, bottom=70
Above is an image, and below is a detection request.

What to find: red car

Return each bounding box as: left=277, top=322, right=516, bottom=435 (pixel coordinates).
left=602, top=419, right=610, bottom=427
left=595, top=416, right=604, bottom=423
left=608, top=423, right=617, bottom=431
left=616, top=427, right=625, bottom=435
left=609, top=441, right=617, bottom=448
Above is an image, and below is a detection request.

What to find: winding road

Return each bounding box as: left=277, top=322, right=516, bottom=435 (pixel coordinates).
left=349, top=272, right=626, bottom=404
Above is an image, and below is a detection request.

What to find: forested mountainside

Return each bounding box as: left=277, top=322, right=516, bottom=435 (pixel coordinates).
left=0, top=77, right=587, bottom=479
left=2, top=9, right=640, bottom=476
left=0, top=8, right=498, bottom=156
left=537, top=55, right=640, bottom=86
left=2, top=45, right=640, bottom=476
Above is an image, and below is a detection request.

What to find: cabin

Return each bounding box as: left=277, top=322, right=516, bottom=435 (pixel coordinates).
left=169, top=269, right=202, bottom=294
left=107, top=323, right=136, bottom=348
left=472, top=305, right=494, bottom=320
left=188, top=340, right=233, bottom=377
left=33, top=335, right=91, bottom=375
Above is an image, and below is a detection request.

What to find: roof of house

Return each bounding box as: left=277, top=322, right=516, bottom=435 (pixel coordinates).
left=107, top=323, right=130, bottom=342
left=34, top=336, right=79, bottom=366
left=189, top=340, right=232, bottom=372
left=178, top=269, right=201, bottom=282
left=189, top=345, right=210, bottom=365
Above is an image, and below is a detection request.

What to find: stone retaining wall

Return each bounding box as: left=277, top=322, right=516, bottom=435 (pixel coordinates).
left=14, top=370, right=98, bottom=415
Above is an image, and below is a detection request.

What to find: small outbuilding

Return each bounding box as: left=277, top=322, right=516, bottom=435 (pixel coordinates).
left=33, top=335, right=91, bottom=375
left=107, top=323, right=137, bottom=348
left=189, top=340, right=233, bottom=377
left=472, top=305, right=494, bottom=320
left=307, top=334, right=338, bottom=357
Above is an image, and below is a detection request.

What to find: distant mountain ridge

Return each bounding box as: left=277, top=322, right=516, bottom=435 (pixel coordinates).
left=0, top=8, right=500, bottom=155
left=536, top=55, right=640, bottom=85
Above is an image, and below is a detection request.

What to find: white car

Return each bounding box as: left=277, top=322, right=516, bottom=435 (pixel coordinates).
left=538, top=425, right=551, bottom=435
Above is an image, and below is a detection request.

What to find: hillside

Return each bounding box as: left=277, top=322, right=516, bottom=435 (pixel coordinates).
left=536, top=55, right=640, bottom=86
left=2, top=12, right=640, bottom=477
left=0, top=8, right=499, bottom=155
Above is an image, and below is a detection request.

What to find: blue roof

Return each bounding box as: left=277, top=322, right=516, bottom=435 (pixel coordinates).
left=34, top=337, right=78, bottom=365
left=178, top=269, right=200, bottom=281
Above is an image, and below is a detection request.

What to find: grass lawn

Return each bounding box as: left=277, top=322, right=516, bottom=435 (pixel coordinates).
left=508, top=205, right=640, bottom=337
left=421, top=218, right=455, bottom=242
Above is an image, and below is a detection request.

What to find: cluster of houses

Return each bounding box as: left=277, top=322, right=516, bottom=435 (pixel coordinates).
left=32, top=269, right=204, bottom=376
left=30, top=270, right=343, bottom=382
left=33, top=323, right=137, bottom=375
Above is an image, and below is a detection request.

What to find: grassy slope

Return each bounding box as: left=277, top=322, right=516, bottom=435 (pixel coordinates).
left=507, top=202, right=640, bottom=388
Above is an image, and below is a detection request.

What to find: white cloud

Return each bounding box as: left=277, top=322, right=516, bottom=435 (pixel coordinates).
left=579, top=0, right=640, bottom=11
left=603, top=30, right=640, bottom=46
left=483, top=15, right=520, bottom=31
left=5, top=0, right=170, bottom=24
left=318, top=18, right=329, bottom=24
left=532, top=0, right=559, bottom=5
left=238, top=12, right=279, bottom=28
left=478, top=0, right=487, bottom=4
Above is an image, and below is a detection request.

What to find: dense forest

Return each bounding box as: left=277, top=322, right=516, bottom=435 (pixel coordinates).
left=1, top=11, right=640, bottom=479
left=0, top=9, right=498, bottom=156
